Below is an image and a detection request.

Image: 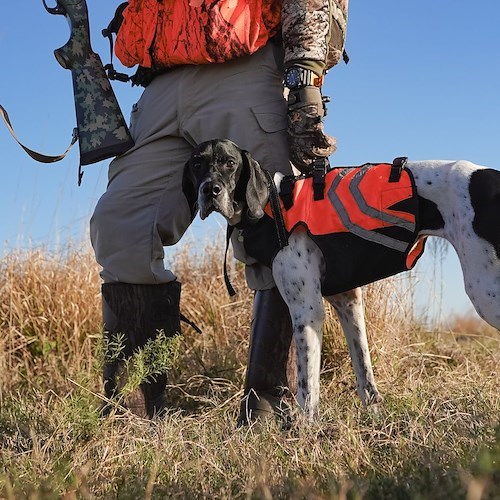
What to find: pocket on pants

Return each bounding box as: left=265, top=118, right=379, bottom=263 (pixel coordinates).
left=128, top=102, right=142, bottom=138
left=155, top=187, right=194, bottom=247
left=251, top=99, right=287, bottom=133
left=249, top=99, right=291, bottom=176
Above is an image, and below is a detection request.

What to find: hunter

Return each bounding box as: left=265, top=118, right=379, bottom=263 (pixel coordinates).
left=90, top=0, right=348, bottom=424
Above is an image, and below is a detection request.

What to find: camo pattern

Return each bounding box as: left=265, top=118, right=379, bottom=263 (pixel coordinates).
left=49, top=0, right=134, bottom=165
left=282, top=0, right=348, bottom=72
left=287, top=86, right=336, bottom=173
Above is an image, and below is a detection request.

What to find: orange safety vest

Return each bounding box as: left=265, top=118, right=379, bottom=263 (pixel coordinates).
left=115, top=0, right=282, bottom=69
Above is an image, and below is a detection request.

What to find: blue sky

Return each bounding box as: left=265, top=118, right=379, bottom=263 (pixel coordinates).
left=0, top=1, right=499, bottom=319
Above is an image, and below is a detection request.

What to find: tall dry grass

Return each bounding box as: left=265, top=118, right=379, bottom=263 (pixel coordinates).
left=0, top=240, right=498, bottom=499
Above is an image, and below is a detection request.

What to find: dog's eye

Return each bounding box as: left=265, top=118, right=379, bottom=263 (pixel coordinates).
left=227, top=159, right=236, bottom=168
left=192, top=161, right=202, bottom=170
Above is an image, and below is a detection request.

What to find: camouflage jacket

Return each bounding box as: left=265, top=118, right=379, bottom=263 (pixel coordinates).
left=281, top=0, right=349, bottom=74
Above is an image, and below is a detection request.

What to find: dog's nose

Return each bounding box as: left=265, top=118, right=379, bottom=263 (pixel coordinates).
left=201, top=181, right=222, bottom=197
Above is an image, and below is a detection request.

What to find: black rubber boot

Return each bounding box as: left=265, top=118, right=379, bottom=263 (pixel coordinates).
left=100, top=281, right=181, bottom=418
left=237, top=287, right=296, bottom=428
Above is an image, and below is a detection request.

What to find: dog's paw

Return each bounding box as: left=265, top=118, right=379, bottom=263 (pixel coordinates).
left=361, top=388, right=383, bottom=412
left=366, top=401, right=383, bottom=416
left=364, top=391, right=384, bottom=416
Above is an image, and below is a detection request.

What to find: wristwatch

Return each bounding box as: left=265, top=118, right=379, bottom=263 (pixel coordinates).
left=284, top=66, right=323, bottom=89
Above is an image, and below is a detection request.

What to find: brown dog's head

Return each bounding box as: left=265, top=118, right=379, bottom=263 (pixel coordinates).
left=183, top=139, right=269, bottom=225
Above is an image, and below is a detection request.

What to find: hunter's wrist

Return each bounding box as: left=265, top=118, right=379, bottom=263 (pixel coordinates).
left=287, top=85, right=323, bottom=106
left=284, top=66, right=323, bottom=90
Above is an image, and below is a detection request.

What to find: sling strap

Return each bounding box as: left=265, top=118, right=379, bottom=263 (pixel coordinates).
left=0, top=104, right=78, bottom=164
left=102, top=2, right=131, bottom=83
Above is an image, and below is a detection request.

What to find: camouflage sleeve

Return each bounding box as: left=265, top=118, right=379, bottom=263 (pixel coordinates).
left=281, top=0, right=348, bottom=75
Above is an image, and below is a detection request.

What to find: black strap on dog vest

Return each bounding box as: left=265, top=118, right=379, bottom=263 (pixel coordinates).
left=222, top=170, right=288, bottom=297
left=280, top=175, right=295, bottom=210
left=223, top=225, right=237, bottom=297
left=264, top=170, right=289, bottom=249
left=389, top=156, right=408, bottom=183
left=312, top=157, right=328, bottom=200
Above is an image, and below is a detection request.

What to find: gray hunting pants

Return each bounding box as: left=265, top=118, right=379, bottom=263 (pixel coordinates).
left=90, top=42, right=292, bottom=289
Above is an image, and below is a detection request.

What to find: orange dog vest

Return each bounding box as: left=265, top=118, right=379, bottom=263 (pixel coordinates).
left=241, top=163, right=426, bottom=296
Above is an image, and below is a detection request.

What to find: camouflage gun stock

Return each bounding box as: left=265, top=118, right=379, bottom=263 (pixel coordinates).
left=43, top=0, right=134, bottom=173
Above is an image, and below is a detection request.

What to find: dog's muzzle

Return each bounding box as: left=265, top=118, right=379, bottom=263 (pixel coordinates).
left=198, top=179, right=236, bottom=220
left=201, top=180, right=222, bottom=198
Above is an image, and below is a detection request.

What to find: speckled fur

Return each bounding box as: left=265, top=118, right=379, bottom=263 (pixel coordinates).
left=409, top=160, right=500, bottom=328
left=186, top=141, right=500, bottom=422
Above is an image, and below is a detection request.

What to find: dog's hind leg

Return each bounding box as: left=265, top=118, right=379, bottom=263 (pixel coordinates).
left=272, top=231, right=326, bottom=421
left=326, top=288, right=382, bottom=408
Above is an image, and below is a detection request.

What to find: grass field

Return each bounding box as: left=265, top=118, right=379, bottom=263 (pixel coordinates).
left=0, top=242, right=498, bottom=499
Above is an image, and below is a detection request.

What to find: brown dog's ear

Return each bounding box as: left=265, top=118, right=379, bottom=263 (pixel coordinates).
left=241, top=150, right=269, bottom=220
left=182, top=159, right=199, bottom=221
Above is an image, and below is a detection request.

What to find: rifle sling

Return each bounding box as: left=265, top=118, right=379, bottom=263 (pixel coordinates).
left=0, top=104, right=78, bottom=164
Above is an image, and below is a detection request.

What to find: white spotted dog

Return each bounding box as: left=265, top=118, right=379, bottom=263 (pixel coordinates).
left=182, top=139, right=500, bottom=421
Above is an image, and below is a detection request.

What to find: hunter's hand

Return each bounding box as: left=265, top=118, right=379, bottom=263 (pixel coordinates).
left=287, top=86, right=336, bottom=174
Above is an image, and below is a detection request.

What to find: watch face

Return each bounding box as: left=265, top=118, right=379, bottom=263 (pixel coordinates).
left=285, top=68, right=301, bottom=88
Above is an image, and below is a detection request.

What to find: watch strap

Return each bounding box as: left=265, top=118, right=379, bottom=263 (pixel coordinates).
left=285, top=67, right=323, bottom=88
left=300, top=68, right=323, bottom=87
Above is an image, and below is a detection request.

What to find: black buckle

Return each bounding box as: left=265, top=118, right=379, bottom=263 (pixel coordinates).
left=104, top=63, right=130, bottom=83
left=312, top=158, right=328, bottom=200
left=389, top=157, right=408, bottom=183
left=279, top=176, right=295, bottom=210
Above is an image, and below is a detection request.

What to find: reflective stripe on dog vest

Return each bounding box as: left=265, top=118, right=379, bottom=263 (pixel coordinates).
left=264, top=163, right=424, bottom=268
left=329, top=167, right=413, bottom=252
left=115, top=0, right=282, bottom=68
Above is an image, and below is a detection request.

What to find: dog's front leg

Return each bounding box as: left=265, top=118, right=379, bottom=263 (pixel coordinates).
left=272, top=232, right=325, bottom=421
left=326, top=288, right=382, bottom=408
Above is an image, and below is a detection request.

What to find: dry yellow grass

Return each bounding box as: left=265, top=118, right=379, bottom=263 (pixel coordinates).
left=0, top=241, right=498, bottom=498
